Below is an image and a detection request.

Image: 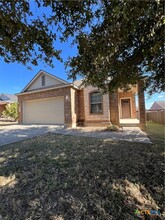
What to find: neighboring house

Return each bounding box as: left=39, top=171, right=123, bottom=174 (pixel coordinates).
left=0, top=93, right=17, bottom=116
left=16, top=70, right=146, bottom=129
left=149, top=101, right=165, bottom=111
left=147, top=101, right=165, bottom=125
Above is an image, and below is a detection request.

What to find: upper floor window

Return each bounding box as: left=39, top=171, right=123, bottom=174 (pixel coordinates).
left=90, top=92, right=102, bottom=113
left=42, top=75, right=45, bottom=86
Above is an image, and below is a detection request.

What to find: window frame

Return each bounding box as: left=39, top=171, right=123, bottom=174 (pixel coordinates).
left=89, top=91, right=103, bottom=114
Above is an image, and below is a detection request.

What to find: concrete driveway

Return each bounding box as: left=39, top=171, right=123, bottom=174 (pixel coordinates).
left=0, top=124, right=64, bottom=146
left=0, top=124, right=151, bottom=146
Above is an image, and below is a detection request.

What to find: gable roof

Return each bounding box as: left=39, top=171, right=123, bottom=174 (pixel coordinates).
left=150, top=101, right=165, bottom=110
left=21, top=70, right=69, bottom=93
left=0, top=93, right=17, bottom=103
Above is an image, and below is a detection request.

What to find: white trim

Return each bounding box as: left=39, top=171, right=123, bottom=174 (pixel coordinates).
left=120, top=97, right=132, bottom=119
left=21, top=70, right=69, bottom=92
left=16, top=84, right=78, bottom=96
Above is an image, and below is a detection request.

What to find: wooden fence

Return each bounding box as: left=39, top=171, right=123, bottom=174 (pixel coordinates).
left=146, top=110, right=165, bottom=125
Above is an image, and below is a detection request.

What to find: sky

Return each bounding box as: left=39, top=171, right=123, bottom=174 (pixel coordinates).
left=0, top=38, right=77, bottom=93
left=1, top=2, right=164, bottom=110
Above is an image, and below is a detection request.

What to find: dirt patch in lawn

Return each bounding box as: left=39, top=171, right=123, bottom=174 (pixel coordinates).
left=0, top=134, right=164, bottom=220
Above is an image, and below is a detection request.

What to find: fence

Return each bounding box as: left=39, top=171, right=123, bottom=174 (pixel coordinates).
left=146, top=110, right=165, bottom=125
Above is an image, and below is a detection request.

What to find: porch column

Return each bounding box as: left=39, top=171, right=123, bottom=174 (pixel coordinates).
left=109, top=92, right=119, bottom=126
left=64, top=87, right=77, bottom=128
left=138, top=80, right=146, bottom=130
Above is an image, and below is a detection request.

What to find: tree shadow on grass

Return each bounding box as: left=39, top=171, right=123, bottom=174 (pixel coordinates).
left=0, top=134, right=164, bottom=220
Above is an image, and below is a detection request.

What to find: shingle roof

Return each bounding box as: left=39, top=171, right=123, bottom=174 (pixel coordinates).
left=73, top=79, right=84, bottom=88
left=0, top=93, right=17, bottom=102
left=150, top=101, right=165, bottom=110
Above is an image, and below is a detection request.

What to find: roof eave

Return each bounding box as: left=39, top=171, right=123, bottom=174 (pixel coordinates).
left=16, top=83, right=79, bottom=96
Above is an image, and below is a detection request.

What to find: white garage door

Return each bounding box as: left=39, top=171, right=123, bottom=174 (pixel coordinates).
left=23, top=97, right=64, bottom=124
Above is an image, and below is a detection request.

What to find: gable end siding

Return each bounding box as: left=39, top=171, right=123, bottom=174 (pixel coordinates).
left=26, top=74, right=66, bottom=91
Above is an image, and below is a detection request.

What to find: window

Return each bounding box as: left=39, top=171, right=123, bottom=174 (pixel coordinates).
left=90, top=92, right=102, bottom=113
left=42, top=75, right=45, bottom=86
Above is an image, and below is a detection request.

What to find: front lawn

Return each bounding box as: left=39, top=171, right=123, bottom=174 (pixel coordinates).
left=0, top=134, right=164, bottom=220
left=146, top=122, right=165, bottom=143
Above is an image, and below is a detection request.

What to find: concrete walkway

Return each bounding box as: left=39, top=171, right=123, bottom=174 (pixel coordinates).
left=50, top=126, right=151, bottom=144
left=0, top=124, right=151, bottom=146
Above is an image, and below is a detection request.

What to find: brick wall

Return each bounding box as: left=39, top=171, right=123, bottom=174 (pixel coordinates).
left=82, top=85, right=111, bottom=126
left=109, top=93, right=119, bottom=125
left=0, top=104, right=6, bottom=116
left=77, top=89, right=85, bottom=125
left=17, top=87, right=76, bottom=127
left=17, top=85, right=141, bottom=128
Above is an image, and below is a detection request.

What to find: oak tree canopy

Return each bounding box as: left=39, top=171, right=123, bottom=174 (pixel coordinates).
left=0, top=0, right=164, bottom=94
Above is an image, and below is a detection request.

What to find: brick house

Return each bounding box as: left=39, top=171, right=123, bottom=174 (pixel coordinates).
left=16, top=70, right=146, bottom=129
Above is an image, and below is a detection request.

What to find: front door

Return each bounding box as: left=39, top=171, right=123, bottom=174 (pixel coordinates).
left=121, top=99, right=131, bottom=118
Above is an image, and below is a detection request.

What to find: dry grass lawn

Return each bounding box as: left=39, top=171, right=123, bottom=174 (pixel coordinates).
left=0, top=133, right=164, bottom=220
left=147, top=122, right=165, bottom=143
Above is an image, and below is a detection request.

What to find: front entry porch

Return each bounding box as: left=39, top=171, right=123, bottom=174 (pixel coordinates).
left=120, top=118, right=139, bottom=127
left=109, top=80, right=146, bottom=130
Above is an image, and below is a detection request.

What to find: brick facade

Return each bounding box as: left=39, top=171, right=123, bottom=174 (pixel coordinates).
left=0, top=104, right=6, bottom=116
left=17, top=86, right=77, bottom=127
left=77, top=89, right=85, bottom=125
left=109, top=93, right=119, bottom=125
left=82, top=85, right=111, bottom=126
left=17, top=80, right=145, bottom=128
left=76, top=87, right=138, bottom=127
left=118, top=92, right=137, bottom=118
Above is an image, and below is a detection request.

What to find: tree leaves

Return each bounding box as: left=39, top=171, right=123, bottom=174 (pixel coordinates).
left=0, top=0, right=164, bottom=94
left=0, top=0, right=97, bottom=67
left=67, top=0, right=164, bottom=94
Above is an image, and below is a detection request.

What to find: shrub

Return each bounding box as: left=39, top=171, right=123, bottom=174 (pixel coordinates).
left=2, top=103, right=18, bottom=121
left=105, top=125, right=120, bottom=132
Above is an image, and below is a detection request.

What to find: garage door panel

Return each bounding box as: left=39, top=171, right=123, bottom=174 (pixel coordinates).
left=23, top=97, right=64, bottom=124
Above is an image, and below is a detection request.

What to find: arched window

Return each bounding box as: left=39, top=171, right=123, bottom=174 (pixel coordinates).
left=90, top=91, right=103, bottom=113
